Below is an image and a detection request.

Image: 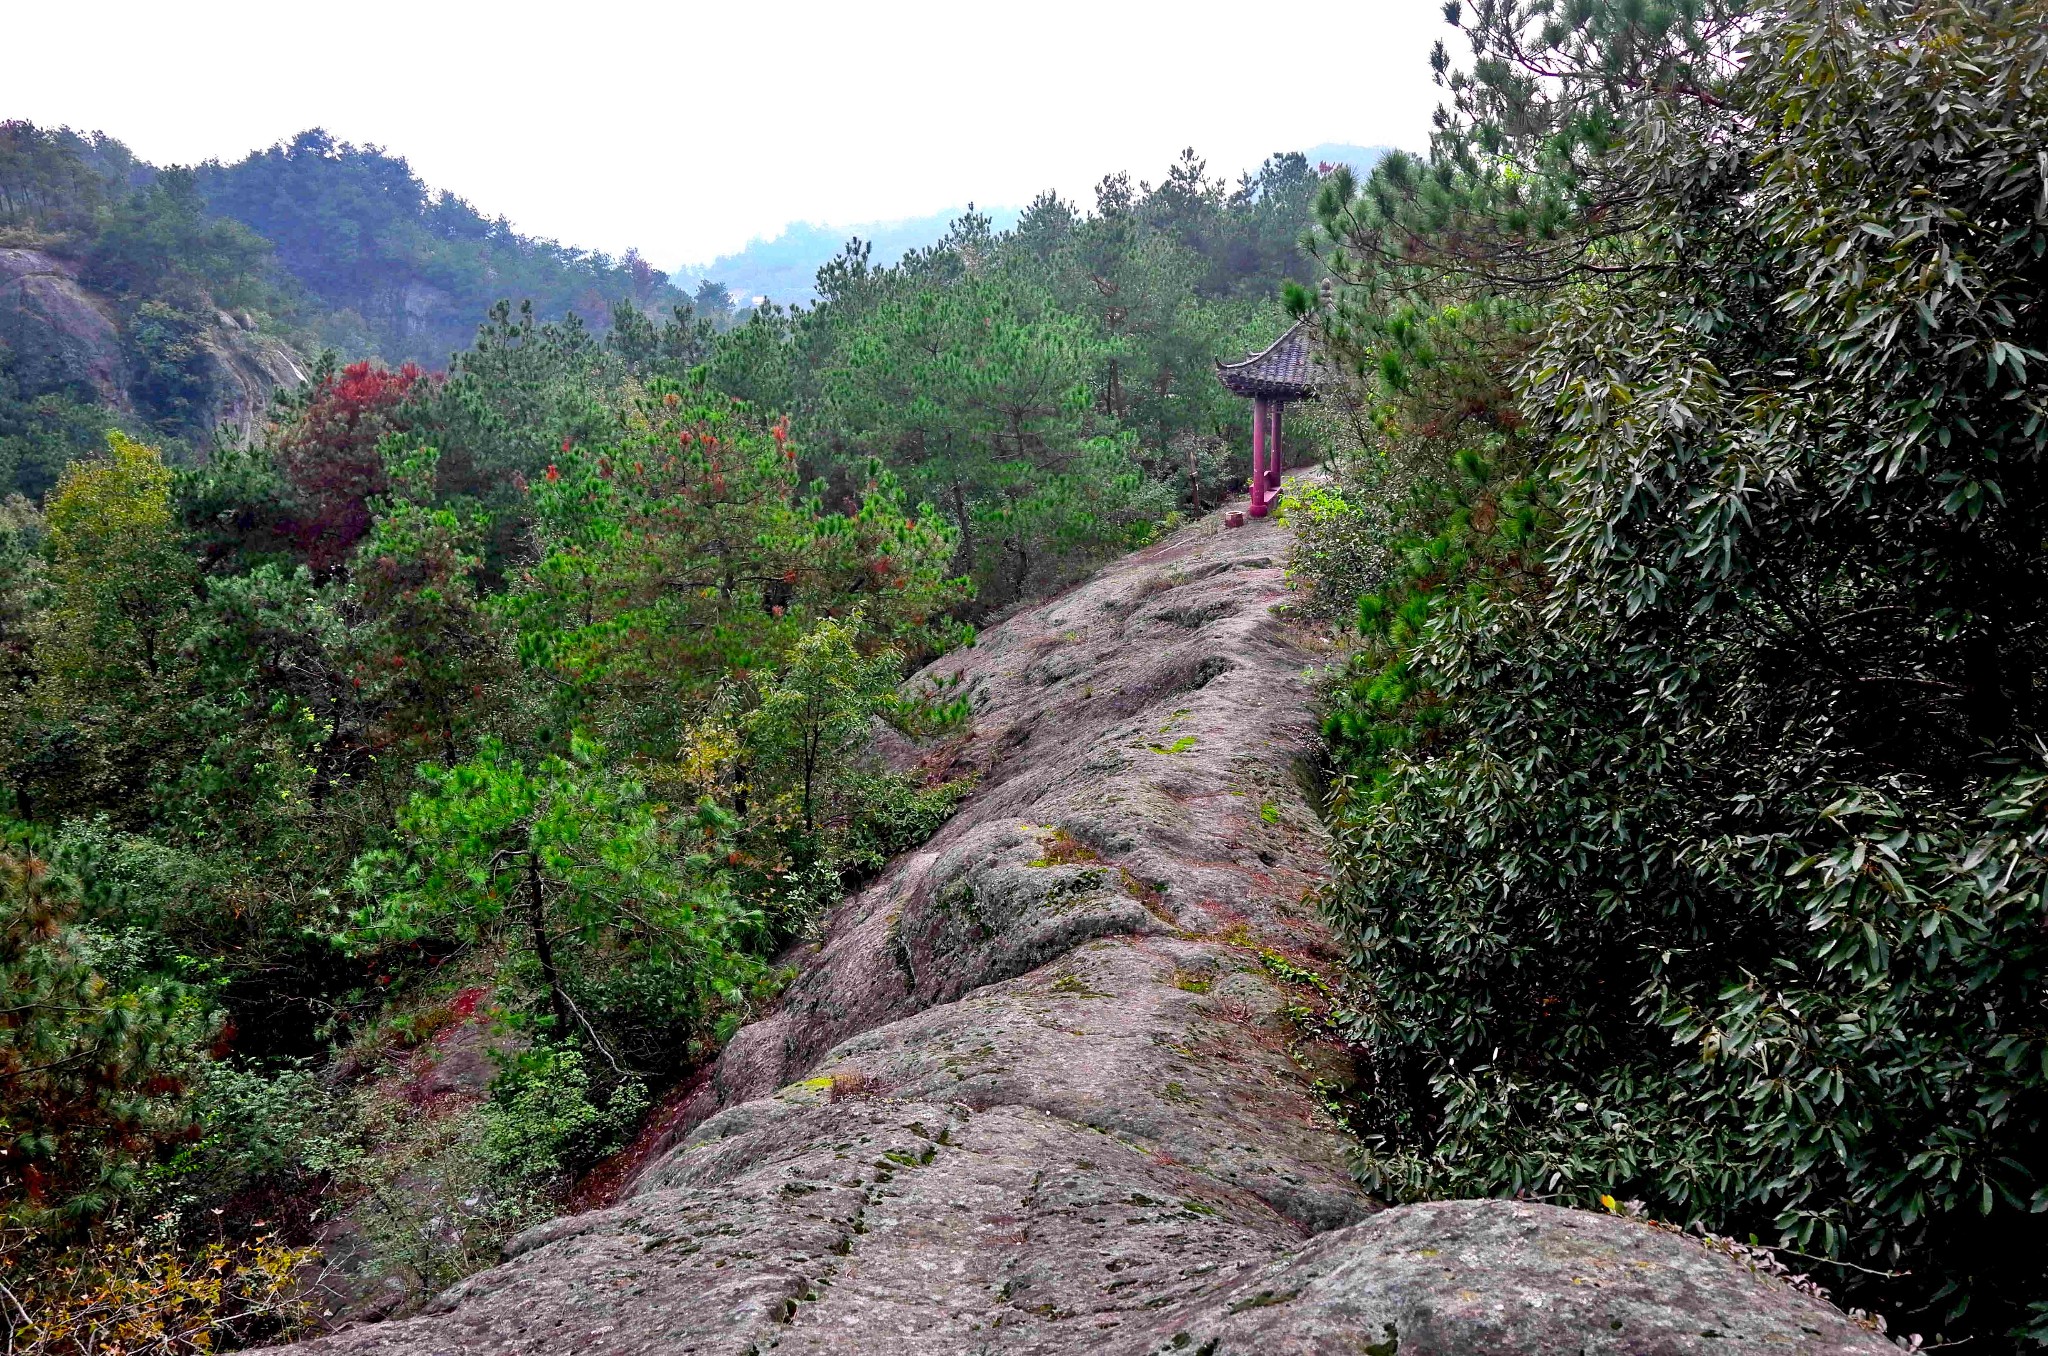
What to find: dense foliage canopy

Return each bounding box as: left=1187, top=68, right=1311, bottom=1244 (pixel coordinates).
left=1294, top=0, right=2048, bottom=1344
left=14, top=4, right=2048, bottom=1342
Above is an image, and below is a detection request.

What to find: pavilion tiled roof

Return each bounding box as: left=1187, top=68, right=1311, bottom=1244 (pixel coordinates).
left=1215, top=318, right=1319, bottom=400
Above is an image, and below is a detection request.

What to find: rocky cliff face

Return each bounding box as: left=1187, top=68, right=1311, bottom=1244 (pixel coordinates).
left=188, top=313, right=309, bottom=440
left=265, top=493, right=1894, bottom=1356
left=0, top=247, right=306, bottom=443
left=0, top=248, right=128, bottom=407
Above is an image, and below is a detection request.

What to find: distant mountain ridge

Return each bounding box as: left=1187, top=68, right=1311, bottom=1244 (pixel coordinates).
left=680, top=143, right=1395, bottom=307
left=681, top=207, right=1025, bottom=309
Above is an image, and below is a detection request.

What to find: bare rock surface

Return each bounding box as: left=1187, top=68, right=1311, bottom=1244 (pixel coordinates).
left=192, top=323, right=308, bottom=439
left=0, top=248, right=128, bottom=406
left=0, top=246, right=305, bottom=440
left=267, top=488, right=1892, bottom=1355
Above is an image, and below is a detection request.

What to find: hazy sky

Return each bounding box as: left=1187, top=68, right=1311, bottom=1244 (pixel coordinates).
left=11, top=1, right=1447, bottom=269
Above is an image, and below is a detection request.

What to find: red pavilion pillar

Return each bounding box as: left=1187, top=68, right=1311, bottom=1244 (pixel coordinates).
left=1268, top=401, right=1285, bottom=493
left=1249, top=396, right=1270, bottom=517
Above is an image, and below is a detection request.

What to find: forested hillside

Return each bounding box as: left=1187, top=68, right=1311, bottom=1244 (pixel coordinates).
left=193, top=130, right=694, bottom=362
left=688, top=148, right=1329, bottom=608
left=0, top=122, right=694, bottom=500
left=678, top=207, right=1026, bottom=308
left=2, top=124, right=302, bottom=497
left=0, top=115, right=1336, bottom=1351
left=3, top=121, right=1323, bottom=569
left=684, top=142, right=1388, bottom=306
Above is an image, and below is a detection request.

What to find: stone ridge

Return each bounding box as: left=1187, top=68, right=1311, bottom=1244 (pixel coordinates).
left=266, top=490, right=1893, bottom=1355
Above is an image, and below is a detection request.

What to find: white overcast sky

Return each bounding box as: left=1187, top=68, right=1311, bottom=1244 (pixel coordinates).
left=10, top=1, right=1447, bottom=269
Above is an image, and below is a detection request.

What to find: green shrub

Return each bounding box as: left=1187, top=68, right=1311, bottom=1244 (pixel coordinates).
left=481, top=1045, right=646, bottom=1186
left=313, top=1086, right=546, bottom=1306
left=1278, top=478, right=1399, bottom=623
left=839, top=771, right=975, bottom=877
left=0, top=843, right=213, bottom=1229
left=149, top=1060, right=334, bottom=1223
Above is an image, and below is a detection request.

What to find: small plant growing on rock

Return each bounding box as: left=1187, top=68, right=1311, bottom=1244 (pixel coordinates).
left=1027, top=827, right=1101, bottom=867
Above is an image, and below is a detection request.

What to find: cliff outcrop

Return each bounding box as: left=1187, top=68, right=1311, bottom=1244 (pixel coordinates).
left=267, top=493, right=1893, bottom=1355
left=0, top=246, right=305, bottom=442
left=0, top=248, right=127, bottom=405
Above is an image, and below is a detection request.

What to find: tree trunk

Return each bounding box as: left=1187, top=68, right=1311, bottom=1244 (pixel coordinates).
left=527, top=854, right=571, bottom=1038
left=801, top=725, right=820, bottom=838
left=950, top=482, right=976, bottom=575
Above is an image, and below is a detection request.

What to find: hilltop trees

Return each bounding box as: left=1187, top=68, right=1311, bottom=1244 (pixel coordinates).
left=0, top=121, right=701, bottom=502
left=685, top=155, right=1331, bottom=611
left=0, top=122, right=107, bottom=232
left=819, top=271, right=1168, bottom=600
left=196, top=129, right=690, bottom=363
left=503, top=386, right=962, bottom=750
left=0, top=277, right=980, bottom=1279
left=84, top=167, right=276, bottom=313
left=7, top=114, right=1335, bottom=583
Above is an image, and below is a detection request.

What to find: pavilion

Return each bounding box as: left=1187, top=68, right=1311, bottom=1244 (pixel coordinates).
left=1215, top=317, right=1318, bottom=518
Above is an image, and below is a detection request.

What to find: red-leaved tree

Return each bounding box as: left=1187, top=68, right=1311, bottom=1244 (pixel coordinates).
left=277, top=361, right=432, bottom=574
